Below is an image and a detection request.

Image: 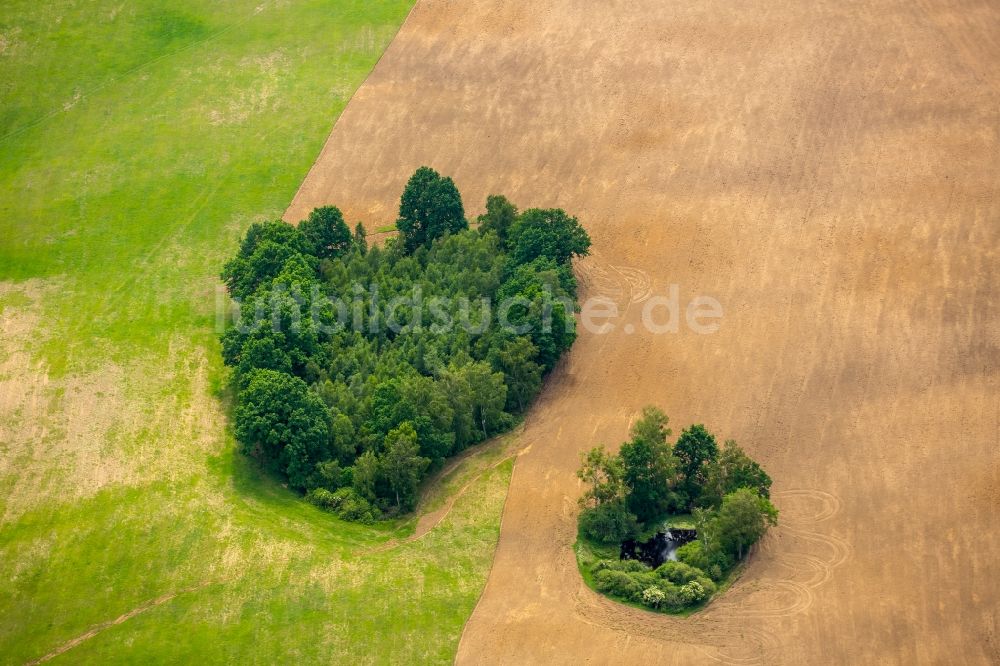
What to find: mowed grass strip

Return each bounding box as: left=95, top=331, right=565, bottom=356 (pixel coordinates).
left=0, top=0, right=513, bottom=663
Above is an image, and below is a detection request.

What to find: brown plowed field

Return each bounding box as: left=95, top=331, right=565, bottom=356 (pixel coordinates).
left=285, top=0, right=1000, bottom=662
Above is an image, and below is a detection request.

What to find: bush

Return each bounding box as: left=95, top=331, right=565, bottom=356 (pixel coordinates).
left=589, top=557, right=717, bottom=610
left=675, top=540, right=709, bottom=571
left=306, top=487, right=338, bottom=510
left=679, top=580, right=708, bottom=604
left=594, top=569, right=643, bottom=600
left=333, top=487, right=378, bottom=523
left=655, top=561, right=703, bottom=585
left=590, top=558, right=648, bottom=575
left=656, top=581, right=684, bottom=611
left=306, top=487, right=377, bottom=523
left=579, top=500, right=640, bottom=544
left=641, top=586, right=665, bottom=609
left=607, top=559, right=650, bottom=574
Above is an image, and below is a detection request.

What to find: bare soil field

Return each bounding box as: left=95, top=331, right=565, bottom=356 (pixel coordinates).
left=287, top=0, right=1000, bottom=662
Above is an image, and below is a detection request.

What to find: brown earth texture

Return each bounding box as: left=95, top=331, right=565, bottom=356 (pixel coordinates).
left=286, top=0, right=1000, bottom=663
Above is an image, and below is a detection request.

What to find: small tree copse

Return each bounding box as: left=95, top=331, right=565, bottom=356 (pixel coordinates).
left=223, top=170, right=591, bottom=519
left=576, top=407, right=777, bottom=612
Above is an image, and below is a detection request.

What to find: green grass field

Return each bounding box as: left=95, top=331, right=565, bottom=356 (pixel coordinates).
left=0, top=1, right=513, bottom=662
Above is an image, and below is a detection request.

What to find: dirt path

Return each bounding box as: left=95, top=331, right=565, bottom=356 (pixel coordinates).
left=24, top=582, right=216, bottom=665
left=287, top=0, right=1000, bottom=662
left=362, top=453, right=517, bottom=555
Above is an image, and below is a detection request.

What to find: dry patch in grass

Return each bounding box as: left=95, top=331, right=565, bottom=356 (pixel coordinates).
left=0, top=280, right=227, bottom=524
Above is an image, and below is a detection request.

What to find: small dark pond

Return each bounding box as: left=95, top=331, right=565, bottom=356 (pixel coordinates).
left=620, top=528, right=697, bottom=568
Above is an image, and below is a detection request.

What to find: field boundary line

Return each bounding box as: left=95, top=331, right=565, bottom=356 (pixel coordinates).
left=281, top=0, right=422, bottom=223
left=454, top=452, right=520, bottom=661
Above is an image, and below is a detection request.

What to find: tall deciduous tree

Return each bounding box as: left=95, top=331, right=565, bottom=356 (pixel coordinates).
left=508, top=208, right=591, bottom=265
left=708, top=487, right=778, bottom=561
left=396, top=166, right=467, bottom=253
left=630, top=405, right=671, bottom=446
left=487, top=336, right=542, bottom=412
left=477, top=194, right=518, bottom=247
left=674, top=424, right=719, bottom=507
left=381, top=422, right=430, bottom=511
left=702, top=439, right=772, bottom=507
left=462, top=361, right=508, bottom=439
left=351, top=449, right=380, bottom=504
left=222, top=220, right=312, bottom=300
left=353, top=222, right=368, bottom=254
left=234, top=369, right=330, bottom=490
left=620, top=409, right=679, bottom=523
left=299, top=205, right=352, bottom=259
left=577, top=445, right=626, bottom=507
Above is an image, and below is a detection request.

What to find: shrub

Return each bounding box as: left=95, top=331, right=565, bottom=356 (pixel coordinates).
left=579, top=500, right=640, bottom=544
left=657, top=581, right=684, bottom=611
left=588, top=558, right=717, bottom=610
left=675, top=540, right=709, bottom=571
left=306, top=487, right=338, bottom=510
left=641, top=586, right=666, bottom=609
left=696, top=576, right=717, bottom=598
left=333, top=487, right=377, bottom=523
left=306, top=487, right=377, bottom=523
left=594, top=569, right=643, bottom=600
left=631, top=571, right=660, bottom=589
left=655, top=561, right=703, bottom=585
left=591, top=560, right=611, bottom=574
left=223, top=172, right=591, bottom=520
left=679, top=580, right=708, bottom=604
left=604, top=559, right=649, bottom=574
